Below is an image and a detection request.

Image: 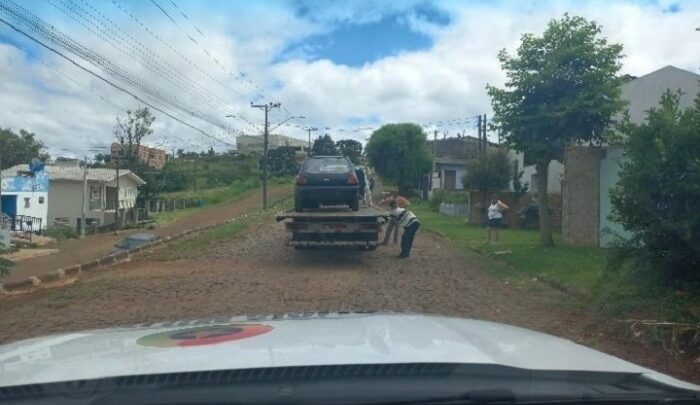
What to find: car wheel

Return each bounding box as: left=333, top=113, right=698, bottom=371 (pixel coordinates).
left=350, top=198, right=359, bottom=211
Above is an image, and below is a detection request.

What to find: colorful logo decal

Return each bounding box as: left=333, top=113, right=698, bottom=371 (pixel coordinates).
left=137, top=324, right=273, bottom=348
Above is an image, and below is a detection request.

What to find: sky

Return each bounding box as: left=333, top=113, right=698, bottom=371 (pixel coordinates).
left=0, top=0, right=698, bottom=157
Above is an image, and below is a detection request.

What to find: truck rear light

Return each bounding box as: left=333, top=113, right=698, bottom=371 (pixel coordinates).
left=296, top=174, right=307, bottom=185
left=347, top=174, right=358, bottom=185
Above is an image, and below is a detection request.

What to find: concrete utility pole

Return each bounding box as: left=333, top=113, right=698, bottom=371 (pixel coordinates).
left=115, top=163, right=120, bottom=229
left=306, top=127, right=318, bottom=156
left=431, top=130, right=437, bottom=190
left=251, top=102, right=280, bottom=210
left=0, top=156, right=3, bottom=231
left=81, top=156, right=88, bottom=238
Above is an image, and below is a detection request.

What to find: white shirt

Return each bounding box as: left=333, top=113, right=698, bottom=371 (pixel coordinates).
left=487, top=203, right=503, bottom=220
left=391, top=207, right=418, bottom=228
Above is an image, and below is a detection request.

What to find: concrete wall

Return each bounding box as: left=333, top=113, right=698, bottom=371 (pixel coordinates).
left=620, top=66, right=700, bottom=125
left=508, top=150, right=564, bottom=194
left=436, top=163, right=466, bottom=190
left=47, top=180, right=105, bottom=229
left=562, top=146, right=602, bottom=246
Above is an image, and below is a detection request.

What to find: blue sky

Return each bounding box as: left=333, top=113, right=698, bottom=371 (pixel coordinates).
left=0, top=0, right=698, bottom=153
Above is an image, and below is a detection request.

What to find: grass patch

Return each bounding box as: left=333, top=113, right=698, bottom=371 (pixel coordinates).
left=413, top=202, right=605, bottom=296
left=413, top=201, right=700, bottom=323
left=43, top=227, right=78, bottom=241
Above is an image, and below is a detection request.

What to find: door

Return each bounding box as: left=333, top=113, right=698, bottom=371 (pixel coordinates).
left=1, top=195, right=17, bottom=216
left=444, top=170, right=456, bottom=191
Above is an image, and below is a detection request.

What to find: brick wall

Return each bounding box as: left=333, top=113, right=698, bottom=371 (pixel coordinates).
left=468, top=191, right=562, bottom=230
left=562, top=146, right=602, bottom=246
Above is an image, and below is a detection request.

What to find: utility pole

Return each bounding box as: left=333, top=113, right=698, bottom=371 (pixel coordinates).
left=482, top=114, right=487, bottom=152
left=306, top=127, right=318, bottom=157
left=115, top=162, right=120, bottom=229
left=251, top=102, right=280, bottom=210
left=477, top=115, right=483, bottom=159
left=430, top=130, right=437, bottom=190
left=80, top=156, right=87, bottom=238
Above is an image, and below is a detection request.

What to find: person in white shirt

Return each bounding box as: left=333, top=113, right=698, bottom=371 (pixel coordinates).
left=389, top=200, right=420, bottom=258
left=486, top=195, right=509, bottom=245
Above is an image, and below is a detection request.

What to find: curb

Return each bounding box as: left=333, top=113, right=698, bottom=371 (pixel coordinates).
left=0, top=196, right=290, bottom=294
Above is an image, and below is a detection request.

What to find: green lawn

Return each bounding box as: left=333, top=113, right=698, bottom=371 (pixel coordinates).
left=413, top=201, right=700, bottom=322
left=412, top=202, right=607, bottom=297
left=151, top=177, right=291, bottom=225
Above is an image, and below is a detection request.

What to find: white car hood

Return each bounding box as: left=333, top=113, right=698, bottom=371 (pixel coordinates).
left=0, top=313, right=697, bottom=390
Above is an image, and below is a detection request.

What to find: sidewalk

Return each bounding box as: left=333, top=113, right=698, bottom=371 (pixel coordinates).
left=1, top=185, right=291, bottom=284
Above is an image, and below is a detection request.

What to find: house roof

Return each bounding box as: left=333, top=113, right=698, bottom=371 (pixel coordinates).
left=1, top=164, right=146, bottom=185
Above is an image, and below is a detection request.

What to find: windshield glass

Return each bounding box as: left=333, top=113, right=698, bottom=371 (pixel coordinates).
left=303, top=158, right=351, bottom=173
left=0, top=0, right=698, bottom=399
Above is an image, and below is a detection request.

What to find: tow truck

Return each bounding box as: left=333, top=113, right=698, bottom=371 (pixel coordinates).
left=275, top=201, right=388, bottom=250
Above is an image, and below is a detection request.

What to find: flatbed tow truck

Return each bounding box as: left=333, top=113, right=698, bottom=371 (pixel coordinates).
left=275, top=202, right=388, bottom=250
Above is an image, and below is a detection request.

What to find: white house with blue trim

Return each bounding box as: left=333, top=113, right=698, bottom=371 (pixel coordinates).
left=0, top=169, right=49, bottom=229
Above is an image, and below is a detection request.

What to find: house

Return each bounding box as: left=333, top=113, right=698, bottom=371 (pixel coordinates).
left=236, top=134, right=307, bottom=154
left=1, top=162, right=145, bottom=231
left=0, top=168, right=49, bottom=231
left=508, top=151, right=564, bottom=194
left=562, top=65, right=700, bottom=246
left=426, top=136, right=485, bottom=191
left=111, top=143, right=167, bottom=169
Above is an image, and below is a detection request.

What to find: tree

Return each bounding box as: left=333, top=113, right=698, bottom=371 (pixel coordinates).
left=312, top=134, right=338, bottom=156
left=609, top=91, right=700, bottom=286
left=265, top=146, right=300, bottom=176
left=365, top=123, right=432, bottom=195
left=0, top=127, right=49, bottom=170
left=487, top=14, right=625, bottom=246
left=114, top=107, right=156, bottom=169
left=336, top=139, right=363, bottom=164
left=462, top=149, right=512, bottom=223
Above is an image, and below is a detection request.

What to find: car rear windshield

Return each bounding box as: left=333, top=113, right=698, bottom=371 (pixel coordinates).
left=303, top=158, right=350, bottom=174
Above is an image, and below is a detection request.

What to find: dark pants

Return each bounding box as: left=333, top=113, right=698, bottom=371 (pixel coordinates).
left=400, top=221, right=420, bottom=257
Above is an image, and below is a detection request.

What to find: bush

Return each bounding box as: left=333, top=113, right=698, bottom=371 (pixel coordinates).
left=429, top=189, right=469, bottom=212
left=43, top=227, right=78, bottom=241
left=609, top=91, right=700, bottom=287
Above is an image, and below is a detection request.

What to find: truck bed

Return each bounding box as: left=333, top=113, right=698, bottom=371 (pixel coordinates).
left=275, top=203, right=388, bottom=221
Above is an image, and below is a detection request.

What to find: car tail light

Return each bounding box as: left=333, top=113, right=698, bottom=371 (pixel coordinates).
left=347, top=174, right=358, bottom=185
left=296, top=174, right=307, bottom=185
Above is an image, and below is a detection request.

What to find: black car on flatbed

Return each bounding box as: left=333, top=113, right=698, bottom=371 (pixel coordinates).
left=295, top=156, right=359, bottom=212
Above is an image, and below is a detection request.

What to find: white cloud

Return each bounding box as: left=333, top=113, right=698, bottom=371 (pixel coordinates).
left=1, top=0, right=699, bottom=154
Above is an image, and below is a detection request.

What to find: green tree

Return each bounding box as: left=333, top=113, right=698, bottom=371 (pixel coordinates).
left=114, top=107, right=156, bottom=169
left=365, top=123, right=431, bottom=195
left=487, top=14, right=625, bottom=245
left=265, top=146, right=300, bottom=176
left=462, top=149, right=512, bottom=222
left=0, top=128, right=49, bottom=170
left=312, top=134, right=338, bottom=156
left=336, top=139, right=363, bottom=164
left=610, top=91, right=700, bottom=286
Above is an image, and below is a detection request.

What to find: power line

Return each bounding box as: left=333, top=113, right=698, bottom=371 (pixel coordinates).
left=0, top=13, right=235, bottom=147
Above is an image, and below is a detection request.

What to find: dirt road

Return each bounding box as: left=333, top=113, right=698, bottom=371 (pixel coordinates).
left=2, top=185, right=291, bottom=283
left=0, top=211, right=697, bottom=384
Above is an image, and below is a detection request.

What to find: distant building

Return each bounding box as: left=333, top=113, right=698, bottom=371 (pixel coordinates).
left=426, top=136, right=493, bottom=191
left=111, top=143, right=166, bottom=169
left=236, top=134, right=307, bottom=154
left=2, top=162, right=145, bottom=231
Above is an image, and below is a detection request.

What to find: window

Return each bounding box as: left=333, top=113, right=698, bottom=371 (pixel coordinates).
left=38, top=196, right=45, bottom=204
left=24, top=197, right=30, bottom=208
left=91, top=186, right=100, bottom=200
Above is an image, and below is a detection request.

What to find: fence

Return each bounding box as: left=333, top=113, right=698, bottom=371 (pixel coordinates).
left=438, top=202, right=469, bottom=218
left=142, top=199, right=201, bottom=215
left=1, top=214, right=43, bottom=243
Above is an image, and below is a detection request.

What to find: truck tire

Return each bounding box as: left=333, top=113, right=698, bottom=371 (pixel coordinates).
left=350, top=198, right=359, bottom=211
left=294, top=195, right=304, bottom=212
